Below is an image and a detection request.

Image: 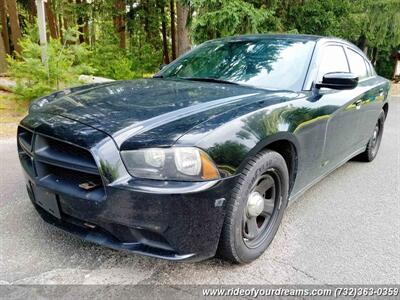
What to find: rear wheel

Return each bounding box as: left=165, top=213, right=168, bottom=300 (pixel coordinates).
left=357, top=110, right=385, bottom=162
left=218, top=150, right=289, bottom=263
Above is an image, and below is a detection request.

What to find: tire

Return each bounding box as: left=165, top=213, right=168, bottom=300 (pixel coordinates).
left=217, top=150, right=289, bottom=264
left=357, top=110, right=385, bottom=162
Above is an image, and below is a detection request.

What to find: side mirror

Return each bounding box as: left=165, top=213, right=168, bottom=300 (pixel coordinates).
left=315, top=72, right=358, bottom=90
left=159, top=63, right=167, bottom=70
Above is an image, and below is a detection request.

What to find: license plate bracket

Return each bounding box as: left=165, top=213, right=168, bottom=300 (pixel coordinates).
left=33, top=185, right=61, bottom=219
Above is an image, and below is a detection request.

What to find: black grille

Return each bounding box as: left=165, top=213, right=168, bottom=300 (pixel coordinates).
left=18, top=126, right=105, bottom=201
left=18, top=127, right=33, bottom=153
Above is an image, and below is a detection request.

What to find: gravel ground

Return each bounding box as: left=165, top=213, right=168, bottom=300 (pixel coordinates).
left=0, top=97, right=399, bottom=286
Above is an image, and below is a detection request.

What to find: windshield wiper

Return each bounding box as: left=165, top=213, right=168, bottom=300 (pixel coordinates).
left=179, top=77, right=240, bottom=85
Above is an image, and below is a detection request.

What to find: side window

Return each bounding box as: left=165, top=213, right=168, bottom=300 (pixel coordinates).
left=317, top=45, right=349, bottom=82
left=346, top=48, right=368, bottom=79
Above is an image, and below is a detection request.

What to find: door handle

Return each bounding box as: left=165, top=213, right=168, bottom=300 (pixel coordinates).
left=378, top=88, right=384, bottom=96
left=355, top=99, right=362, bottom=109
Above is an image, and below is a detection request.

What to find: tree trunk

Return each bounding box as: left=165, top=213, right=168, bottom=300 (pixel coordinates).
left=170, top=0, right=176, bottom=60
left=371, top=47, right=379, bottom=66
left=58, top=15, right=63, bottom=42
left=159, top=2, right=170, bottom=64
left=113, top=0, right=126, bottom=49
left=27, top=0, right=37, bottom=23
left=90, top=7, right=96, bottom=48
left=357, top=34, right=368, bottom=54
left=392, top=51, right=398, bottom=79
left=75, top=0, right=89, bottom=44
left=83, top=18, right=89, bottom=44
left=0, top=0, right=10, bottom=54
left=5, top=0, right=21, bottom=53
left=45, top=1, right=59, bottom=39
left=176, top=2, right=191, bottom=57
left=63, top=0, right=74, bottom=35
left=0, top=29, right=7, bottom=73
left=143, top=0, right=150, bottom=40
left=75, top=0, right=85, bottom=43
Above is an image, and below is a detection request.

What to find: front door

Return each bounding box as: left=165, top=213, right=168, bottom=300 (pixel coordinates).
left=315, top=44, right=364, bottom=172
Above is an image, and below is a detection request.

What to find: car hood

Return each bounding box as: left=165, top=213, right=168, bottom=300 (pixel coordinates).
left=30, top=79, right=296, bottom=149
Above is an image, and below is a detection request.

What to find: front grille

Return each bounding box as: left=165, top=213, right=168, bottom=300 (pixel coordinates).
left=18, top=126, right=105, bottom=201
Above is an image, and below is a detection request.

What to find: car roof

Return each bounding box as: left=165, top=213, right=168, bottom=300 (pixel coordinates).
left=209, top=34, right=361, bottom=46
left=211, top=34, right=324, bottom=42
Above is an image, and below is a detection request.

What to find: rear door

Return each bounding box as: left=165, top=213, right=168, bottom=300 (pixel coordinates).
left=345, top=47, right=387, bottom=146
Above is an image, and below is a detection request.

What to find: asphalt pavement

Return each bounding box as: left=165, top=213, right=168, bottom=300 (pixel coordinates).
left=0, top=97, right=399, bottom=285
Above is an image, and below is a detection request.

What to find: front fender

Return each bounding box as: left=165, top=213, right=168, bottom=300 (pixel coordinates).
left=176, top=105, right=301, bottom=177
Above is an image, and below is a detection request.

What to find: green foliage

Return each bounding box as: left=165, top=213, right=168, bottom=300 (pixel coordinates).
left=7, top=25, right=94, bottom=101
left=375, top=48, right=396, bottom=79
left=126, top=1, right=165, bottom=75
left=89, top=23, right=135, bottom=80
left=277, top=0, right=399, bottom=78
left=363, top=0, right=400, bottom=48
left=129, top=41, right=163, bottom=76
left=89, top=20, right=162, bottom=79
left=191, top=0, right=277, bottom=43
left=282, top=0, right=354, bottom=37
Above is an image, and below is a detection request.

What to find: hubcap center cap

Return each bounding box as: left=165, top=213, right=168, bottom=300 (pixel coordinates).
left=247, top=192, right=264, bottom=217
left=373, top=127, right=378, bottom=140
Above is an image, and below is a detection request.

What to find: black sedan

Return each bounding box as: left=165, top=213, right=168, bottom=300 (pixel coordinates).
left=17, top=34, right=390, bottom=263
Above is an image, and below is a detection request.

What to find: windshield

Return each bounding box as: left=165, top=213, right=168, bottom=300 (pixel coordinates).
left=159, top=38, right=316, bottom=91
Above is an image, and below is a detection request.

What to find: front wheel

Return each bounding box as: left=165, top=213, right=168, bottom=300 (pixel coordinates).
left=357, top=110, right=385, bottom=162
left=217, top=150, right=289, bottom=263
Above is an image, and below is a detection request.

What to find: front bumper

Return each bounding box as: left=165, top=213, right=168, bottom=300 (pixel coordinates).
left=25, top=177, right=236, bottom=261
left=18, top=114, right=237, bottom=261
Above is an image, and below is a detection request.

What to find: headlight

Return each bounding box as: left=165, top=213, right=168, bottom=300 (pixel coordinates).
left=121, top=147, right=220, bottom=181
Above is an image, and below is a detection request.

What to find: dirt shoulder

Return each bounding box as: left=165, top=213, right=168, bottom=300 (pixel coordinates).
left=0, top=91, right=27, bottom=138
left=391, top=82, right=400, bottom=96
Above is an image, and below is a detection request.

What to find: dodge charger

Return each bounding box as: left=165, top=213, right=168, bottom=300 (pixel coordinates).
left=17, top=34, right=390, bottom=263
